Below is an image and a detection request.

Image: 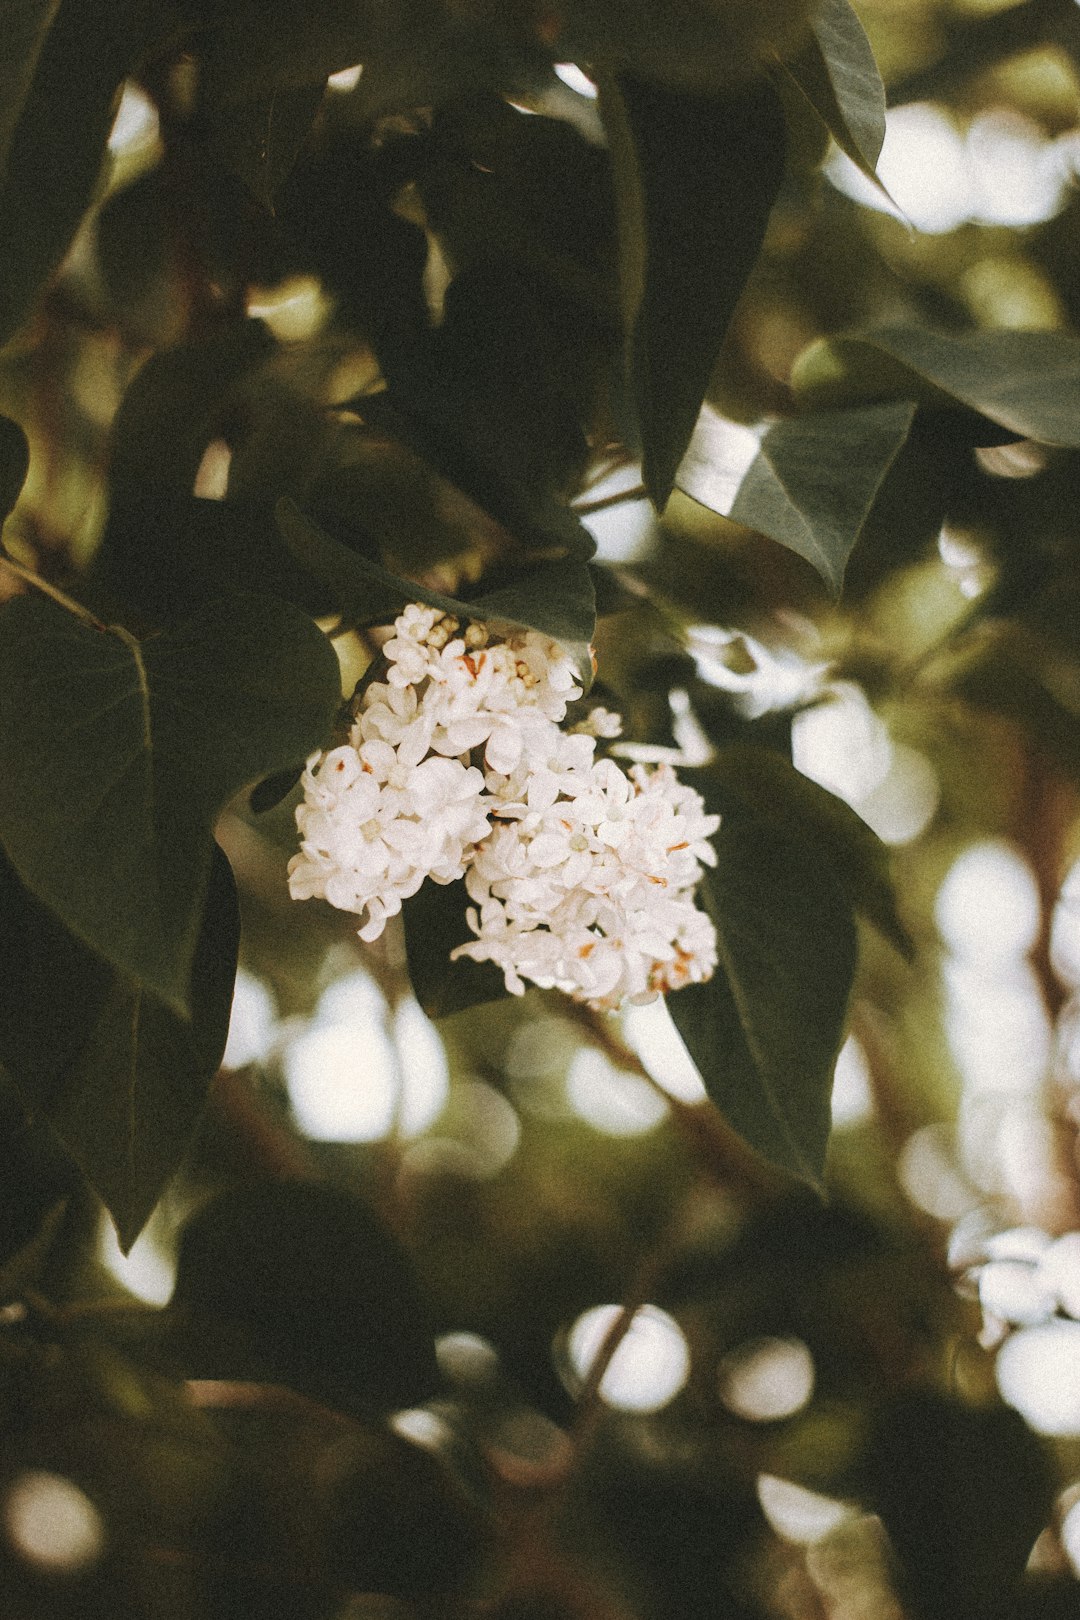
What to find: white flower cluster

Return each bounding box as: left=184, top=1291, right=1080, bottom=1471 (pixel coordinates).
left=289, top=604, right=720, bottom=1009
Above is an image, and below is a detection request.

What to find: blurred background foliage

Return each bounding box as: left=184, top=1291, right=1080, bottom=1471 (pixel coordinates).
left=6, top=0, right=1080, bottom=1615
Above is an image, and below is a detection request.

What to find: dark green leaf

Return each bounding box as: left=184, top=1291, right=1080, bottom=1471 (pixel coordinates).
left=777, top=0, right=886, bottom=187
left=199, top=84, right=326, bottom=209
left=402, top=876, right=507, bottom=1019
left=669, top=812, right=856, bottom=1184
left=356, top=388, right=600, bottom=563
left=277, top=498, right=597, bottom=687
left=0, top=590, right=340, bottom=1014
left=793, top=326, right=1080, bottom=447
left=0, top=846, right=239, bottom=1249
left=602, top=73, right=787, bottom=507
left=700, top=745, right=911, bottom=956
left=678, top=401, right=917, bottom=595
left=866, top=1392, right=1053, bottom=1620
left=171, top=1180, right=440, bottom=1414
left=109, top=320, right=274, bottom=502
left=0, top=415, right=29, bottom=521
left=0, top=0, right=161, bottom=346
left=0, top=1071, right=77, bottom=1287
left=0, top=0, right=58, bottom=176
left=0, top=1197, right=67, bottom=1300
left=196, top=0, right=407, bottom=106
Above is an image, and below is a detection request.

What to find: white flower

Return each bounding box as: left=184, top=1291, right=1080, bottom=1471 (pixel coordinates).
left=288, top=739, right=489, bottom=942
left=454, top=750, right=720, bottom=1009
left=291, top=600, right=719, bottom=1008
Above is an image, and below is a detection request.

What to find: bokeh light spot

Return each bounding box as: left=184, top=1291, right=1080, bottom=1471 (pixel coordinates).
left=222, top=967, right=278, bottom=1071
left=621, top=998, right=706, bottom=1102
left=718, top=1337, right=815, bottom=1422
left=935, top=840, right=1041, bottom=963
left=566, top=1047, right=668, bottom=1136
left=756, top=1474, right=851, bottom=1544
left=97, top=1212, right=176, bottom=1306
left=5, top=1471, right=105, bottom=1573
left=392, top=998, right=450, bottom=1137
left=566, top=1304, right=690, bottom=1413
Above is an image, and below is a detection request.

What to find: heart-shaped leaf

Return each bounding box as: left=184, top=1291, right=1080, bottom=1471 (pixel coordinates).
left=0, top=590, right=341, bottom=1014
left=678, top=400, right=916, bottom=594
left=0, top=846, right=239, bottom=1249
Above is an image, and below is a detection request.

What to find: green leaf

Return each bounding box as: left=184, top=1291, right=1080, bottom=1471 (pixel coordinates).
left=777, top=0, right=886, bottom=187
left=701, top=745, right=911, bottom=957
left=0, top=1072, right=76, bottom=1287
left=0, top=0, right=58, bottom=184
left=0, top=0, right=161, bottom=346
left=195, top=0, right=395, bottom=106
left=792, top=326, right=1080, bottom=448
left=669, top=811, right=857, bottom=1185
left=0, top=846, right=239, bottom=1249
left=277, top=498, right=597, bottom=688
left=109, top=320, right=274, bottom=502
left=402, top=876, right=507, bottom=1020
left=0, top=590, right=341, bottom=1014
left=0, top=414, right=29, bottom=521
left=866, top=1392, right=1053, bottom=1620
left=677, top=401, right=916, bottom=594
left=171, top=1180, right=440, bottom=1414
left=199, top=84, right=327, bottom=209
left=601, top=73, right=787, bottom=508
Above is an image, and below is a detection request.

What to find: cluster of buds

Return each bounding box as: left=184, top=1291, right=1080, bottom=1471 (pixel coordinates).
left=289, top=605, right=719, bottom=1010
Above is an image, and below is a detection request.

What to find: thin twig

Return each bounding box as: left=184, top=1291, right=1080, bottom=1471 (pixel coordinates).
left=0, top=552, right=108, bottom=631
left=572, top=483, right=648, bottom=516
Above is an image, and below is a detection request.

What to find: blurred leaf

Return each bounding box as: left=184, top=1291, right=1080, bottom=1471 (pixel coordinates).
left=199, top=84, right=326, bottom=209
left=358, top=388, right=599, bottom=564
left=702, top=745, right=911, bottom=956
left=323, top=1425, right=487, bottom=1598
left=109, top=319, right=274, bottom=501
left=0, top=414, right=29, bottom=520
left=0, top=1197, right=67, bottom=1299
left=402, top=876, right=507, bottom=1019
left=0, top=590, right=340, bottom=1015
left=0, top=0, right=162, bottom=346
left=196, top=0, right=436, bottom=106
left=0, top=1071, right=77, bottom=1286
left=669, top=811, right=856, bottom=1184
left=0, top=846, right=238, bottom=1249
left=277, top=498, right=597, bottom=686
left=92, top=493, right=335, bottom=627
left=0, top=0, right=58, bottom=174
left=866, top=1391, right=1053, bottom=1620
left=602, top=73, right=787, bottom=507
left=568, top=0, right=815, bottom=91
left=777, top=0, right=886, bottom=187
left=171, top=1181, right=440, bottom=1414
left=793, top=327, right=1080, bottom=447
left=678, top=400, right=916, bottom=595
